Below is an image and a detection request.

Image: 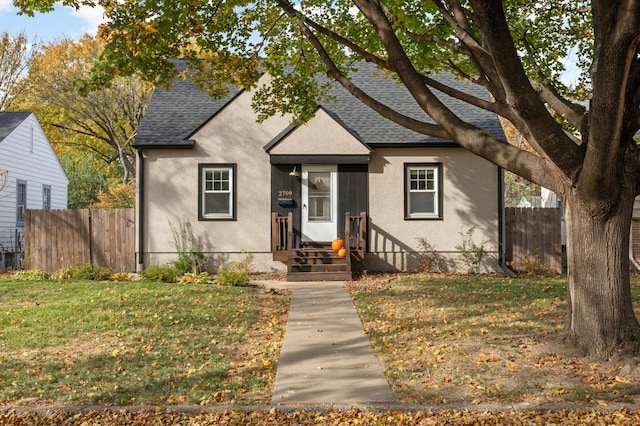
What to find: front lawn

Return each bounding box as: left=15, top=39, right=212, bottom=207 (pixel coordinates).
left=4, top=273, right=640, bottom=424
left=351, top=274, right=640, bottom=406
left=0, top=280, right=289, bottom=406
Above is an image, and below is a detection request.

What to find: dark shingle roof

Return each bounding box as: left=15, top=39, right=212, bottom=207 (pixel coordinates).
left=135, top=62, right=241, bottom=148
left=136, top=61, right=504, bottom=149
left=0, top=112, right=31, bottom=142
left=324, top=62, right=504, bottom=145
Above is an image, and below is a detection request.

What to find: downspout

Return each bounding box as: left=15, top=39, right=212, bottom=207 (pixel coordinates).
left=498, top=167, right=517, bottom=277
left=137, top=148, right=145, bottom=272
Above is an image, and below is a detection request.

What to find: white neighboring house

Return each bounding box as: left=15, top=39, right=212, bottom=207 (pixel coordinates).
left=0, top=112, right=69, bottom=268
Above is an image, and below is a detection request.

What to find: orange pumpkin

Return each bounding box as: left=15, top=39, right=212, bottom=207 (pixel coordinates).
left=338, top=247, right=347, bottom=257
left=331, top=238, right=344, bottom=251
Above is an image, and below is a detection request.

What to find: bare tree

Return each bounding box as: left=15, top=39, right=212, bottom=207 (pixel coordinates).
left=0, top=31, right=38, bottom=111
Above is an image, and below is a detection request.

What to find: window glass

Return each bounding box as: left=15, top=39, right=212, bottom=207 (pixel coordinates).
left=201, top=165, right=234, bottom=219
left=43, top=185, right=51, bottom=210
left=406, top=164, right=441, bottom=219
left=308, top=171, right=331, bottom=222
left=16, top=180, right=26, bottom=225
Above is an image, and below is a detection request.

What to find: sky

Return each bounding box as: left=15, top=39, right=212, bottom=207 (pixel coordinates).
left=0, top=0, right=104, bottom=43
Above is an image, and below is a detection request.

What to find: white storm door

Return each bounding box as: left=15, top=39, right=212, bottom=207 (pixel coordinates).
left=301, top=165, right=338, bottom=242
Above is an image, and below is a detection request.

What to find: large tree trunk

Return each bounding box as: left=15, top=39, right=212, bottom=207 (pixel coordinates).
left=564, top=188, right=640, bottom=358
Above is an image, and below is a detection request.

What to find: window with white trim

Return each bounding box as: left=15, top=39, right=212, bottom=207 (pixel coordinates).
left=199, top=164, right=236, bottom=220
left=405, top=163, right=442, bottom=219
left=43, top=185, right=51, bottom=210
left=16, top=180, right=27, bottom=226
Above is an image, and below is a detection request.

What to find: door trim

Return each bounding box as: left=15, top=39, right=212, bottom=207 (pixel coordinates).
left=301, top=164, right=338, bottom=242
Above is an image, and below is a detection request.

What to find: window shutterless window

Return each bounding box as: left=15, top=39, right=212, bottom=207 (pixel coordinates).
left=16, top=180, right=27, bottom=226
left=405, top=163, right=443, bottom=219
left=199, top=164, right=236, bottom=220
left=43, top=185, right=51, bottom=210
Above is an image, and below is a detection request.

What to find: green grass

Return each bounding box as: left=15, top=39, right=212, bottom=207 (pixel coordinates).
left=0, top=280, right=288, bottom=406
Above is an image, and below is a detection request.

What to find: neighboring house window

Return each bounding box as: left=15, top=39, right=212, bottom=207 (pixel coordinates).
left=16, top=180, right=27, bottom=226
left=43, top=185, right=51, bottom=210
left=199, top=164, right=236, bottom=220
left=405, top=163, right=443, bottom=219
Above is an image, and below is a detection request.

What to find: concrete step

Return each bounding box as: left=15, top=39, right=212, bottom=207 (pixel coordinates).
left=286, top=271, right=353, bottom=281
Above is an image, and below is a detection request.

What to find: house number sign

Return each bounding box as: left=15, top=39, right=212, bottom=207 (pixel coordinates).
left=278, top=190, right=293, bottom=196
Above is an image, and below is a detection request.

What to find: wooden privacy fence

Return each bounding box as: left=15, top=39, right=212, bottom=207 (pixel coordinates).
left=505, top=207, right=563, bottom=274
left=23, top=209, right=135, bottom=273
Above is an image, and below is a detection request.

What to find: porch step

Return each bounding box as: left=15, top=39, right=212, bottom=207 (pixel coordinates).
left=287, top=271, right=353, bottom=281
left=287, top=248, right=352, bottom=281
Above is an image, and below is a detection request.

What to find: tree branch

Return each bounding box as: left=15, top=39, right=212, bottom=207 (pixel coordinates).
left=274, top=0, right=451, bottom=139
left=431, top=0, right=506, bottom=100
left=530, top=80, right=586, bottom=132
left=582, top=0, right=640, bottom=199
left=469, top=0, right=585, bottom=180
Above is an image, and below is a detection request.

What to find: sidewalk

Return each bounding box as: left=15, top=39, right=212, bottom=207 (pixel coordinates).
left=268, top=281, right=395, bottom=405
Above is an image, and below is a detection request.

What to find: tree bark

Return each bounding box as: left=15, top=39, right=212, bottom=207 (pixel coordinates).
left=564, top=186, right=640, bottom=358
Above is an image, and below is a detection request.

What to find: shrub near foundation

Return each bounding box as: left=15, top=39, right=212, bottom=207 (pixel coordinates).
left=51, top=264, right=112, bottom=280
left=217, top=264, right=250, bottom=286
left=141, top=264, right=179, bottom=283
left=217, top=254, right=254, bottom=286
left=455, top=226, right=489, bottom=274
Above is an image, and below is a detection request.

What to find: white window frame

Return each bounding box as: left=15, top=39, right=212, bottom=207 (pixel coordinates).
left=16, top=180, right=27, bottom=226
left=405, top=163, right=443, bottom=220
left=43, top=184, right=52, bottom=210
left=199, top=164, right=236, bottom=220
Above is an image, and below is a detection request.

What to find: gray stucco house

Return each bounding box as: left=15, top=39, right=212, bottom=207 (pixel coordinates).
left=134, top=61, right=505, bottom=280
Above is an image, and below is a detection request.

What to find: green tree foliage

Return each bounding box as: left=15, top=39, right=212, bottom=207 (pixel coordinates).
left=9, top=35, right=153, bottom=183
left=59, top=152, right=108, bottom=209
left=13, top=1, right=640, bottom=359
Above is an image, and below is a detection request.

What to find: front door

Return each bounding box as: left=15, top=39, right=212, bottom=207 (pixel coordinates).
left=301, top=165, right=337, bottom=242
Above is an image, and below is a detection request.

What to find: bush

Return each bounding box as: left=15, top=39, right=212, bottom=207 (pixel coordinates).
left=170, top=219, right=205, bottom=275
left=12, top=269, right=50, bottom=281
left=179, top=272, right=212, bottom=285
left=51, top=264, right=112, bottom=280
left=217, top=254, right=254, bottom=286
left=416, top=238, right=448, bottom=273
left=517, top=250, right=557, bottom=277
left=110, top=272, right=136, bottom=282
left=142, top=264, right=179, bottom=283
left=455, top=226, right=489, bottom=274
left=172, top=254, right=205, bottom=276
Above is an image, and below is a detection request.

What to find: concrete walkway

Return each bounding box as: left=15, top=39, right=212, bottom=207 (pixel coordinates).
left=268, top=281, right=395, bottom=405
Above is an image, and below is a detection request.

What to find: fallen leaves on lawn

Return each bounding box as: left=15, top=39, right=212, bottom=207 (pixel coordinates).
left=2, top=408, right=640, bottom=425
left=350, top=274, right=640, bottom=406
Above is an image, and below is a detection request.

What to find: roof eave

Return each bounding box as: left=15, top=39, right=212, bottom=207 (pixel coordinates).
left=134, top=139, right=196, bottom=149
left=366, top=141, right=460, bottom=148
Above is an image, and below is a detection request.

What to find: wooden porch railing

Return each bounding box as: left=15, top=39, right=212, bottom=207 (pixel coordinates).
left=346, top=211, right=367, bottom=259
left=271, top=212, right=293, bottom=261
left=271, top=211, right=367, bottom=261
